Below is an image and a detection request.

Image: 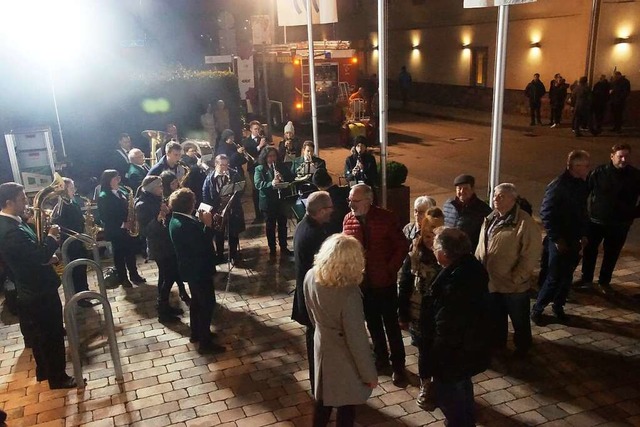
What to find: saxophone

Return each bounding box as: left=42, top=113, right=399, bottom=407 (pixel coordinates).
left=122, top=186, right=139, bottom=237
left=80, top=196, right=102, bottom=242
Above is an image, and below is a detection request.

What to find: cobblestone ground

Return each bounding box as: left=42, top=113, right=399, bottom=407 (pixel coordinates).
left=1, top=219, right=640, bottom=427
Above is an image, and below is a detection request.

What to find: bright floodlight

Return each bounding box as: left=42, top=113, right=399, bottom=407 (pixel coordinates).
left=1, top=0, right=90, bottom=63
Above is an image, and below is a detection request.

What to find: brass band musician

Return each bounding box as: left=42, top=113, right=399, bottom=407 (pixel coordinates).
left=97, top=170, right=145, bottom=288
left=215, top=129, right=248, bottom=171
left=202, top=154, right=246, bottom=264
left=126, top=148, right=150, bottom=191
left=148, top=141, right=186, bottom=181
left=291, top=141, right=327, bottom=181
left=51, top=178, right=91, bottom=305
left=180, top=141, right=208, bottom=208
left=344, top=136, right=378, bottom=188
left=243, top=120, right=269, bottom=221
left=135, top=175, right=187, bottom=322
left=278, top=121, right=302, bottom=168
left=254, top=146, right=294, bottom=256
left=154, top=122, right=180, bottom=161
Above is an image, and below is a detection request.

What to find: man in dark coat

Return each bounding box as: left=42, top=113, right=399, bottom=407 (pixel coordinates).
left=423, top=227, right=490, bottom=427
left=550, top=76, right=569, bottom=128
left=525, top=73, right=546, bottom=126
left=578, top=144, right=640, bottom=292
left=570, top=76, right=592, bottom=137
left=242, top=120, right=269, bottom=221
left=0, top=182, right=77, bottom=389
left=312, top=168, right=350, bottom=234
left=591, top=74, right=610, bottom=134
left=215, top=129, right=248, bottom=172
left=202, top=154, right=246, bottom=264
left=532, top=150, right=590, bottom=325
left=343, top=183, right=409, bottom=386
left=111, top=133, right=132, bottom=186
left=126, top=148, right=150, bottom=191
left=292, top=191, right=334, bottom=392
left=610, top=71, right=631, bottom=132
left=168, top=188, right=225, bottom=355
left=443, top=174, right=492, bottom=250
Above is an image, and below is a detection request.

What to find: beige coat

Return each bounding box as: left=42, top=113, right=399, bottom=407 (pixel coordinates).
left=303, top=269, right=378, bottom=407
left=475, top=206, right=542, bottom=294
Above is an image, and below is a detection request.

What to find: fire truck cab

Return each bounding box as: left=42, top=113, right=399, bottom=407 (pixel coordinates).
left=255, top=40, right=360, bottom=128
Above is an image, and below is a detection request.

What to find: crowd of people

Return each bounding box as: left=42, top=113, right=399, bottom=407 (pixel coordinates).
left=525, top=71, right=631, bottom=136
left=1, top=101, right=639, bottom=427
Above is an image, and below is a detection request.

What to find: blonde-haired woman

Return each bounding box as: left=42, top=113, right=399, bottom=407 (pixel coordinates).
left=304, top=234, right=378, bottom=427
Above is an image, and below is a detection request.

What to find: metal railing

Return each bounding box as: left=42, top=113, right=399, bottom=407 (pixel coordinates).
left=61, top=236, right=123, bottom=392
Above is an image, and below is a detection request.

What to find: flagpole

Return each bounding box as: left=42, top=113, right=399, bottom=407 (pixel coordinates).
left=306, top=0, right=319, bottom=155
left=378, top=0, right=388, bottom=208
left=488, top=4, right=509, bottom=200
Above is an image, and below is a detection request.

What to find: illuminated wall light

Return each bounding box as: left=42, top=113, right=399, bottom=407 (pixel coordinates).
left=412, top=45, right=420, bottom=50
left=530, top=41, right=541, bottom=48
left=614, top=36, right=633, bottom=44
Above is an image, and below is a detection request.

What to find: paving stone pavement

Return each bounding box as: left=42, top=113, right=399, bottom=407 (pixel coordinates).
left=2, top=217, right=640, bottom=427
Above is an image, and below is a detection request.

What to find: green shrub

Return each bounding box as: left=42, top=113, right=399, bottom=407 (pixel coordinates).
left=378, top=160, right=408, bottom=188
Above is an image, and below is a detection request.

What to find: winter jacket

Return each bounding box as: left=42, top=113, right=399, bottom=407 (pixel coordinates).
left=343, top=206, right=408, bottom=288
left=588, top=162, right=640, bottom=226
left=540, top=170, right=589, bottom=243
left=135, top=190, right=174, bottom=261
left=420, top=254, right=491, bottom=382
left=443, top=194, right=492, bottom=249
left=525, top=80, right=546, bottom=104
left=475, top=206, right=542, bottom=294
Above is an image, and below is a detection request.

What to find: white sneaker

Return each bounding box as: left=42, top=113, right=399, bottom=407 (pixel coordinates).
left=550, top=124, right=557, bottom=128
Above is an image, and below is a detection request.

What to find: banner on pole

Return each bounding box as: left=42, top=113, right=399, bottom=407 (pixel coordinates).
left=276, top=0, right=338, bottom=26
left=464, top=0, right=536, bottom=7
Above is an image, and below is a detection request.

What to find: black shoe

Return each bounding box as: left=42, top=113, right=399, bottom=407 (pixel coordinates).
left=130, top=275, right=146, bottom=284
left=49, top=375, right=80, bottom=389
left=573, top=279, right=594, bottom=290
left=392, top=369, right=409, bottom=388
left=168, top=305, right=184, bottom=316
left=529, top=122, right=535, bottom=126
left=512, top=348, right=529, bottom=359
left=198, top=343, right=226, bottom=355
left=553, top=308, right=570, bottom=323
left=36, top=370, right=47, bottom=382
left=120, top=279, right=133, bottom=288
left=280, top=248, right=293, bottom=256
left=269, top=247, right=277, bottom=256
left=530, top=310, right=543, bottom=326
left=77, top=299, right=94, bottom=308
left=598, top=283, right=613, bottom=294
left=190, top=332, right=218, bottom=343
left=179, top=292, right=191, bottom=306
left=375, top=359, right=392, bottom=375
left=158, top=313, right=181, bottom=323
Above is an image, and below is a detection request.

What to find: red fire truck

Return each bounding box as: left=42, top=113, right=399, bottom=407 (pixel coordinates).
left=255, top=40, right=361, bottom=128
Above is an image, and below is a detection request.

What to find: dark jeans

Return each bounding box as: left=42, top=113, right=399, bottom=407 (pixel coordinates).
left=488, top=291, right=532, bottom=352
left=572, top=107, right=590, bottom=133
left=529, top=102, right=542, bottom=124
left=434, top=376, right=475, bottom=427
left=156, top=256, right=186, bottom=304
left=592, top=103, right=606, bottom=131
left=313, top=401, right=355, bottom=427
left=551, top=104, right=563, bottom=125
left=110, top=230, right=140, bottom=281
left=66, top=241, right=89, bottom=293
left=581, top=222, right=631, bottom=285
left=534, top=238, right=581, bottom=314
left=417, top=337, right=433, bottom=380
left=263, top=211, right=288, bottom=250
left=18, top=294, right=68, bottom=384
left=187, top=279, right=216, bottom=346
left=306, top=325, right=315, bottom=393
left=363, top=286, right=405, bottom=371
left=248, top=168, right=261, bottom=218
left=214, top=230, right=239, bottom=261
left=611, top=101, right=625, bottom=131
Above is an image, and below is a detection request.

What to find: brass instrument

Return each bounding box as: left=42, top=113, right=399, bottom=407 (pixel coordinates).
left=233, top=141, right=255, bottom=163
left=353, top=155, right=364, bottom=175
left=177, top=161, right=192, bottom=187
left=122, top=186, right=139, bottom=237
left=295, top=155, right=317, bottom=178
left=141, top=130, right=168, bottom=165
left=212, top=190, right=238, bottom=232
left=80, top=196, right=102, bottom=242
left=32, top=173, right=66, bottom=244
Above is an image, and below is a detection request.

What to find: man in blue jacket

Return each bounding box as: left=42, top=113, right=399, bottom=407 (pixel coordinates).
left=532, top=150, right=590, bottom=324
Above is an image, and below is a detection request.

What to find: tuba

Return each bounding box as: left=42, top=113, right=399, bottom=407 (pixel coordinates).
left=122, top=186, right=139, bottom=237
left=33, top=173, right=66, bottom=244
left=141, top=130, right=168, bottom=165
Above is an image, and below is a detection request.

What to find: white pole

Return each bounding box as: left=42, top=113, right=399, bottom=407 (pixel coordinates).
left=306, top=0, right=319, bottom=155
left=49, top=66, right=66, bottom=157
left=378, top=0, right=388, bottom=208
left=488, top=4, right=509, bottom=200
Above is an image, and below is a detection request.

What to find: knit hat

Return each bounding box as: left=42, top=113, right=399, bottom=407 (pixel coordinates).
left=284, top=121, right=295, bottom=133
left=312, top=168, right=332, bottom=188
left=453, top=174, right=475, bottom=187
left=220, top=129, right=235, bottom=143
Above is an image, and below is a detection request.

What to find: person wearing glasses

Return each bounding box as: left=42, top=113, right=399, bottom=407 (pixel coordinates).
left=342, top=183, right=409, bottom=387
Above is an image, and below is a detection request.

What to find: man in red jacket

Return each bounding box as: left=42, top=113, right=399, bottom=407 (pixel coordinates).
left=343, top=184, right=409, bottom=386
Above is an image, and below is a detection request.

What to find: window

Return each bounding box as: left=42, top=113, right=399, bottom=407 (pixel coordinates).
left=470, top=47, right=488, bottom=87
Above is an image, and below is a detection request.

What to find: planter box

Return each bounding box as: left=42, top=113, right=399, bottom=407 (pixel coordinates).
left=376, top=185, right=410, bottom=227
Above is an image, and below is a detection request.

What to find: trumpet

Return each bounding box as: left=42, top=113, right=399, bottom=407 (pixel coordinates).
left=234, top=141, right=255, bottom=163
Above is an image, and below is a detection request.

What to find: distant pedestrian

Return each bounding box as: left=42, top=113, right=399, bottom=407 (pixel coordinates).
left=547, top=73, right=561, bottom=125
left=525, top=73, right=546, bottom=126
left=549, top=76, right=568, bottom=128
left=398, top=66, right=412, bottom=109
left=610, top=71, right=631, bottom=132
left=591, top=74, right=610, bottom=133
left=570, top=76, right=591, bottom=137
left=577, top=144, right=640, bottom=292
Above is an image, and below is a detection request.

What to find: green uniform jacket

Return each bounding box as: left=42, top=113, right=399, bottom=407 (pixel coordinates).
left=168, top=213, right=216, bottom=283
left=0, top=215, right=60, bottom=301
left=254, top=164, right=293, bottom=214
left=97, top=189, right=128, bottom=241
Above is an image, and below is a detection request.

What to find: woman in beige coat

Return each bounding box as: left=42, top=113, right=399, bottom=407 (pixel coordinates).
left=304, top=234, right=378, bottom=427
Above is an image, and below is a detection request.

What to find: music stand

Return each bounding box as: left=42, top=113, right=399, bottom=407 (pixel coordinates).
left=217, top=180, right=246, bottom=303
